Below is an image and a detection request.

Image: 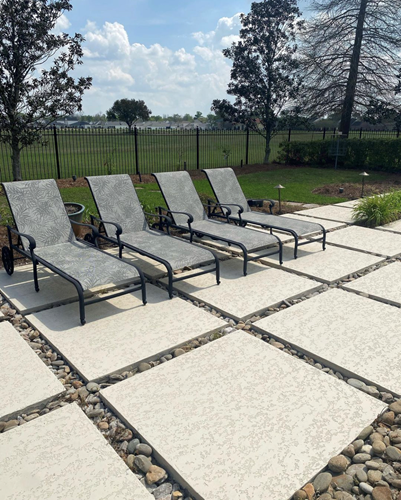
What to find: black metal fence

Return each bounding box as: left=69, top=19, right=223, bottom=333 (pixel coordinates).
left=0, top=126, right=399, bottom=181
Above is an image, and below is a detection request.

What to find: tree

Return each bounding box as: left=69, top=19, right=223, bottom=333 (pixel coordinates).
left=0, top=0, right=92, bottom=181
left=106, top=99, right=151, bottom=131
left=212, top=0, right=304, bottom=163
left=194, top=111, right=203, bottom=120
left=182, top=113, right=193, bottom=122
left=300, top=0, right=401, bottom=136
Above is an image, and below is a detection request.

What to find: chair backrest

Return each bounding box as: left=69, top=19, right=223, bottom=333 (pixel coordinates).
left=153, top=171, right=207, bottom=226
left=86, top=174, right=148, bottom=237
left=3, top=179, right=75, bottom=250
left=202, top=168, right=250, bottom=213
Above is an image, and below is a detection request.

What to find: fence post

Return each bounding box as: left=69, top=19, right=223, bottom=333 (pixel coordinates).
left=359, top=127, right=363, bottom=139
left=196, top=127, right=200, bottom=169
left=333, top=127, right=336, bottom=138
left=323, top=127, right=326, bottom=140
left=245, top=128, right=249, bottom=165
left=288, top=128, right=291, bottom=142
left=53, top=126, right=61, bottom=179
left=134, top=126, right=139, bottom=175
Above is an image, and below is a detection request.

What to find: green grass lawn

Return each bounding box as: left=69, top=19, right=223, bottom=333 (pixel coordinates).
left=0, top=167, right=392, bottom=226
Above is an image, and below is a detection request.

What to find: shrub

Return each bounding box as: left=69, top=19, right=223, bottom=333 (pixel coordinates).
left=352, top=191, right=401, bottom=227
left=278, top=138, right=401, bottom=172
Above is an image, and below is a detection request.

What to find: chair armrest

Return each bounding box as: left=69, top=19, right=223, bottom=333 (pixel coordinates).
left=202, top=203, right=233, bottom=216
left=7, top=226, right=36, bottom=251
left=144, top=212, right=172, bottom=226
left=247, top=198, right=275, bottom=213
left=156, top=206, right=194, bottom=225
left=89, top=215, right=122, bottom=237
left=70, top=220, right=101, bottom=239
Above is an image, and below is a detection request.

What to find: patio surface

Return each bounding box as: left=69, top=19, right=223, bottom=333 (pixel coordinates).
left=0, top=321, right=64, bottom=420
left=0, top=404, right=152, bottom=500
left=326, top=225, right=401, bottom=257
left=342, top=262, right=401, bottom=307
left=254, top=288, right=401, bottom=395
left=102, top=332, right=385, bottom=500
left=294, top=205, right=355, bottom=223
left=377, top=218, right=401, bottom=234
left=161, top=258, right=322, bottom=320
left=259, top=241, right=384, bottom=283
left=278, top=213, right=347, bottom=232
left=26, top=284, right=226, bottom=382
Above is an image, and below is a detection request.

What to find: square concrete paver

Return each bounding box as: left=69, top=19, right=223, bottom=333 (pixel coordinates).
left=162, top=259, right=322, bottom=320
left=254, top=288, right=401, bottom=395
left=343, top=262, right=401, bottom=306
left=0, top=404, right=152, bottom=500
left=377, top=219, right=401, bottom=234
left=279, top=213, right=347, bottom=232
left=27, top=284, right=226, bottom=382
left=0, top=265, right=83, bottom=314
left=0, top=321, right=64, bottom=420
left=102, top=331, right=385, bottom=500
left=259, top=242, right=384, bottom=284
left=334, top=199, right=360, bottom=209
left=326, top=225, right=401, bottom=257
left=294, top=205, right=355, bottom=223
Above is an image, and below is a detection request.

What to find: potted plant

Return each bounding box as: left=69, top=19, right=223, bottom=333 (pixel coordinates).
left=64, top=202, right=85, bottom=237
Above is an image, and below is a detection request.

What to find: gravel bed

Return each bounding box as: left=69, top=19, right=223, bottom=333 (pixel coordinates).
left=1, top=248, right=401, bottom=499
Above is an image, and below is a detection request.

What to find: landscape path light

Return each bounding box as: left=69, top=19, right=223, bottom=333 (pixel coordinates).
left=359, top=172, right=369, bottom=198
left=274, top=184, right=285, bottom=214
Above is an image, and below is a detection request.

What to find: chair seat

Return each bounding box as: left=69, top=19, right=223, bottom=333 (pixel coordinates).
left=231, top=212, right=324, bottom=236
left=191, top=220, right=279, bottom=252
left=36, top=241, right=139, bottom=291
left=121, top=229, right=215, bottom=270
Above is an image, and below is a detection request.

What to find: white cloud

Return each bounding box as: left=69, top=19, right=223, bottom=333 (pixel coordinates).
left=77, top=14, right=243, bottom=115
left=53, top=13, right=71, bottom=34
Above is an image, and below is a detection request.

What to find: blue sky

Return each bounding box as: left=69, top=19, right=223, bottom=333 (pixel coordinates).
left=62, top=0, right=311, bottom=116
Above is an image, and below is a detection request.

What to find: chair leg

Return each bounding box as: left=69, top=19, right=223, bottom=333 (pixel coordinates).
left=167, top=267, right=174, bottom=299
left=278, top=240, right=283, bottom=265
left=33, top=260, right=40, bottom=292
left=243, top=249, right=248, bottom=276
left=322, top=229, right=327, bottom=251
left=77, top=289, right=86, bottom=326
left=293, top=236, right=299, bottom=260
left=215, top=257, right=221, bottom=285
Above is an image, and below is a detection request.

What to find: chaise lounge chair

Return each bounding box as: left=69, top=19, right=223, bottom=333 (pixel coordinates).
left=153, top=171, right=283, bottom=275
left=1, top=179, right=146, bottom=325
left=202, top=168, right=326, bottom=258
left=85, top=174, right=220, bottom=296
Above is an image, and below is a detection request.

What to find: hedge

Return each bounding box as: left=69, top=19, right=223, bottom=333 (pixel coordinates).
left=278, top=138, right=401, bottom=172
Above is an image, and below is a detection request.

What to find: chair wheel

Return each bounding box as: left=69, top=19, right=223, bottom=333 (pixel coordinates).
left=84, top=233, right=95, bottom=245
left=2, top=247, right=14, bottom=275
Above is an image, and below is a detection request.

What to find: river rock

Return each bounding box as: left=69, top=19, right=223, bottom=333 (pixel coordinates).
left=372, top=441, right=386, bottom=455
left=293, top=491, right=307, bottom=500
left=372, top=486, right=393, bottom=500
left=134, top=455, right=152, bottom=473
left=313, top=472, right=332, bottom=492
left=386, top=446, right=401, bottom=461
left=328, top=455, right=348, bottom=473
left=136, top=443, right=152, bottom=457
left=358, top=426, right=374, bottom=440
left=353, top=453, right=372, bottom=463
left=331, top=473, right=353, bottom=492
left=146, top=465, right=167, bottom=485
left=389, top=400, right=401, bottom=415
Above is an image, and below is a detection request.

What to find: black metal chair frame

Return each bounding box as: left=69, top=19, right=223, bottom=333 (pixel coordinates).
left=152, top=176, right=283, bottom=275
left=1, top=220, right=147, bottom=326
left=202, top=172, right=326, bottom=259
left=85, top=211, right=221, bottom=298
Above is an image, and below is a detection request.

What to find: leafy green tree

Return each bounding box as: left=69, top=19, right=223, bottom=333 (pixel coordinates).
left=0, top=0, right=92, bottom=181
left=212, top=0, right=304, bottom=163
left=301, top=0, right=401, bottom=136
left=107, top=99, right=151, bottom=132
left=194, top=111, right=203, bottom=120
left=182, top=113, right=193, bottom=122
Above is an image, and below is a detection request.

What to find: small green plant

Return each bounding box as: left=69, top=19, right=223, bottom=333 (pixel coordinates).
left=104, top=148, right=117, bottom=175
left=222, top=148, right=231, bottom=166
left=352, top=191, right=401, bottom=227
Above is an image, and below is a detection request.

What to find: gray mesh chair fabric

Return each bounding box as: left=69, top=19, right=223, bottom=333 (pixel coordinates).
left=2, top=179, right=145, bottom=325
left=36, top=241, right=139, bottom=290
left=203, top=167, right=326, bottom=258
left=153, top=171, right=208, bottom=226
left=86, top=174, right=215, bottom=269
left=85, top=175, right=147, bottom=236
left=203, top=168, right=322, bottom=235
left=153, top=171, right=282, bottom=274
left=3, top=179, right=75, bottom=250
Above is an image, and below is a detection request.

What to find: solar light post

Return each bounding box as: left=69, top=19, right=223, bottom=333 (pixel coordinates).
left=274, top=184, right=285, bottom=214
left=360, top=172, right=369, bottom=198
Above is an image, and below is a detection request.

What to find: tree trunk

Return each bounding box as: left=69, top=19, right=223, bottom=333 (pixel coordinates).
left=11, top=137, right=22, bottom=181
left=339, top=0, right=368, bottom=136
left=263, top=131, right=271, bottom=164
